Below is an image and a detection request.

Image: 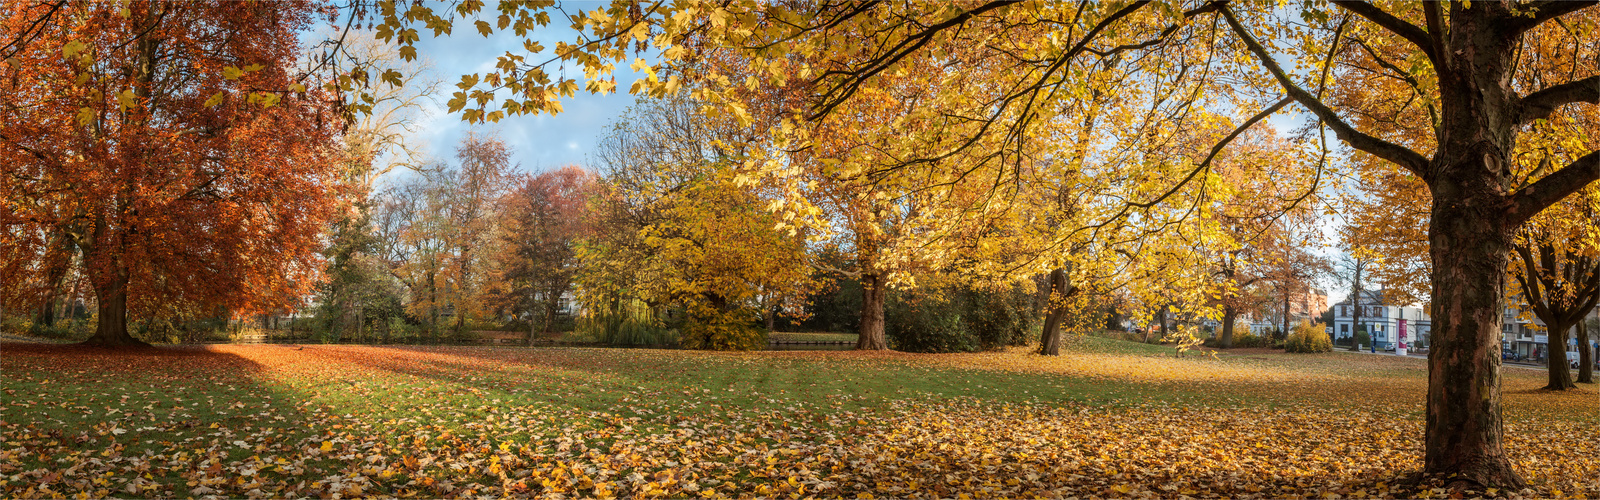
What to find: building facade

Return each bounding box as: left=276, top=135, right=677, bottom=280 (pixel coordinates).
left=1245, top=288, right=1330, bottom=335
left=1501, top=305, right=1600, bottom=362
left=1330, top=290, right=1431, bottom=350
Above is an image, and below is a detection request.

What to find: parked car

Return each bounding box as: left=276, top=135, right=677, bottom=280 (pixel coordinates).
left=1502, top=349, right=1523, bottom=361
left=1568, top=352, right=1581, bottom=369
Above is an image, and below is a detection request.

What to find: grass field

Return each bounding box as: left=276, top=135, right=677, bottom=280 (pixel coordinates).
left=1, top=337, right=1595, bottom=499
left=766, top=332, right=859, bottom=343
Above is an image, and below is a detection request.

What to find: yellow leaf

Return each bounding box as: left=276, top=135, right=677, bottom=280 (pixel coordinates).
left=320, top=441, right=333, bottom=452
left=116, top=89, right=136, bottom=110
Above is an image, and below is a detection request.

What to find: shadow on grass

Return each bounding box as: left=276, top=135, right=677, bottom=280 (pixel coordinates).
left=0, top=342, right=335, bottom=498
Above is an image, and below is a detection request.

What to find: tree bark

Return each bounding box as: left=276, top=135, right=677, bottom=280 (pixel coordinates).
left=1283, top=291, right=1295, bottom=340
left=1038, top=268, right=1073, bottom=356
left=534, top=309, right=547, bottom=347
left=1220, top=304, right=1237, bottom=349
left=1543, top=322, right=1574, bottom=390
left=1578, top=320, right=1593, bottom=384
left=1422, top=181, right=1523, bottom=488
left=1350, top=284, right=1364, bottom=351
left=856, top=272, right=887, bottom=350
left=80, top=271, right=149, bottom=348
left=543, top=301, right=558, bottom=337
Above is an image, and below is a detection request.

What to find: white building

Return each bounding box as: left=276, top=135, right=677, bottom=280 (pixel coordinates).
left=1330, top=290, right=1431, bottom=350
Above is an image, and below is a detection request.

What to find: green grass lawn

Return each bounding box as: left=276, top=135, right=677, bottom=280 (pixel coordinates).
left=766, top=332, right=858, bottom=342
left=1, top=338, right=1594, bottom=499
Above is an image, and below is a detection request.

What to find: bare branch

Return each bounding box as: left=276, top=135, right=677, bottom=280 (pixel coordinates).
left=1219, top=5, right=1431, bottom=175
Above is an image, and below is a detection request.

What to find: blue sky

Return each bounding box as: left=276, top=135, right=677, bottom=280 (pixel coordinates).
left=374, top=2, right=642, bottom=179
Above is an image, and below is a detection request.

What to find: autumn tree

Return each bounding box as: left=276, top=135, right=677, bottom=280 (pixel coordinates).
left=1, top=1, right=343, bottom=347
left=440, top=134, right=513, bottom=335
left=491, top=166, right=596, bottom=344
left=583, top=96, right=817, bottom=350
left=1203, top=126, right=1327, bottom=348
left=370, top=135, right=512, bottom=342
left=1509, top=188, right=1600, bottom=390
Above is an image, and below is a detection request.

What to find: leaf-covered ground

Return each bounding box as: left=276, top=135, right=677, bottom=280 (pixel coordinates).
left=1, top=337, right=1595, bottom=499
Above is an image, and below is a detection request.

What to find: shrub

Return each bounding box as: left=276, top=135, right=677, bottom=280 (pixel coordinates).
left=1230, top=331, right=1269, bottom=348
left=1, top=315, right=31, bottom=335
left=885, top=282, right=1039, bottom=353
left=1286, top=322, right=1333, bottom=353
left=886, top=290, right=973, bottom=353
left=680, top=308, right=766, bottom=351
left=959, top=284, right=1038, bottom=349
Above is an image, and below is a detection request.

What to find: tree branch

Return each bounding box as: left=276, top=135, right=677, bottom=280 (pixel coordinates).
left=1507, top=150, right=1600, bottom=225
left=1130, top=96, right=1293, bottom=209
left=1509, top=0, right=1599, bottom=34
left=1218, top=5, right=1431, bottom=175
left=1330, top=1, right=1439, bottom=65
left=807, top=0, right=1019, bottom=120
left=1517, top=75, right=1600, bottom=124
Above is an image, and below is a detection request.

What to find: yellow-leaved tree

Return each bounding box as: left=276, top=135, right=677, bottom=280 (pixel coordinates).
left=579, top=95, right=817, bottom=350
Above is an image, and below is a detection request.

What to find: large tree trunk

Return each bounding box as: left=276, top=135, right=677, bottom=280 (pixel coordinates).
left=81, top=271, right=149, bottom=348
left=1578, top=320, right=1593, bottom=384
left=1543, top=323, right=1574, bottom=390
left=1423, top=185, right=1523, bottom=488
left=1037, top=268, right=1072, bottom=356
left=1220, top=304, right=1237, bottom=349
left=856, top=272, right=887, bottom=350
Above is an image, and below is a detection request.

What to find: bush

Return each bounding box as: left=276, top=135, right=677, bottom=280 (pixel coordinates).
left=1, top=315, right=29, bottom=335
left=1230, top=331, right=1269, bottom=348
left=886, top=293, right=974, bottom=353
left=680, top=308, right=766, bottom=351
left=575, top=298, right=677, bottom=346
left=1286, top=322, right=1332, bottom=353
left=797, top=271, right=863, bottom=333
left=27, top=318, right=95, bottom=342
left=885, top=283, right=1039, bottom=353
left=960, top=284, right=1038, bottom=349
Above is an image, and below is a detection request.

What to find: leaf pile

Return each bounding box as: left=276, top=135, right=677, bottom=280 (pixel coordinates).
left=1, top=342, right=1595, bottom=499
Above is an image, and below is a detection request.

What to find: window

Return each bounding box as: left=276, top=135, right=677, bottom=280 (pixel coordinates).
left=1341, top=324, right=1349, bottom=333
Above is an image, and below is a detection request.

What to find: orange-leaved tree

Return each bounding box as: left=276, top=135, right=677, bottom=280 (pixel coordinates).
left=0, top=1, right=344, bottom=346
